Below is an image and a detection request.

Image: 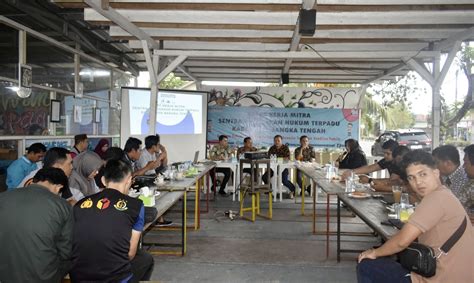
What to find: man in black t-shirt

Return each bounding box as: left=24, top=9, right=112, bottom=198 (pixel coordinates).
left=71, top=160, right=154, bottom=282
left=342, top=140, right=402, bottom=192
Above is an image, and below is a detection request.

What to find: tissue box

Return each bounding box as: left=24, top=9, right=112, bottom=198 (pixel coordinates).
left=139, top=195, right=156, bottom=207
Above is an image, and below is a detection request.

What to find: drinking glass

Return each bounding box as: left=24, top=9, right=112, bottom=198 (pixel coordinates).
left=400, top=193, right=409, bottom=207
left=392, top=185, right=402, bottom=203
left=393, top=203, right=401, bottom=219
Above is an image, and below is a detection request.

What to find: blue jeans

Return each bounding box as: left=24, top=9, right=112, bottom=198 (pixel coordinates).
left=357, top=258, right=411, bottom=283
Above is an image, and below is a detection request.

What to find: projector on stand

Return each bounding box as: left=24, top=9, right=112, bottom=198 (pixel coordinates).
left=244, top=151, right=268, bottom=160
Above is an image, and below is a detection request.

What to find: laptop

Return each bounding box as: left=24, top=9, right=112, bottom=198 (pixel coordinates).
left=192, top=151, right=200, bottom=164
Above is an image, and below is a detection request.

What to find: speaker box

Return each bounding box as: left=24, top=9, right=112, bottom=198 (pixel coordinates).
left=299, top=9, right=316, bottom=36
left=281, top=73, right=289, bottom=85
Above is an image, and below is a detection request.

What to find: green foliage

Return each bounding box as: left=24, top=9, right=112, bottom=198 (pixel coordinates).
left=158, top=73, right=189, bottom=89
left=367, top=71, right=428, bottom=108
left=385, top=103, right=415, bottom=129
left=360, top=94, right=392, bottom=137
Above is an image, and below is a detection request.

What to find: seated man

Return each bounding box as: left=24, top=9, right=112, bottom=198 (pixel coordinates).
left=294, top=135, right=316, bottom=194
left=209, top=135, right=233, bottom=196
left=19, top=147, right=77, bottom=204
left=362, top=145, right=411, bottom=193
left=136, top=135, right=167, bottom=176
left=432, top=145, right=468, bottom=203
left=70, top=160, right=154, bottom=282
left=357, top=150, right=473, bottom=283
left=342, top=139, right=399, bottom=182
left=123, top=137, right=171, bottom=226
left=123, top=137, right=160, bottom=177
left=0, top=168, right=73, bottom=282
left=6, top=142, right=46, bottom=189
left=70, top=134, right=89, bottom=158
left=237, top=137, right=258, bottom=157
left=262, top=135, right=295, bottom=199
left=462, top=145, right=474, bottom=218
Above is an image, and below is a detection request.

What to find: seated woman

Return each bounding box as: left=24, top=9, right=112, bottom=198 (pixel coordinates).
left=337, top=139, right=367, bottom=169
left=357, top=150, right=473, bottom=283
left=94, top=138, right=110, bottom=160
left=69, top=151, right=104, bottom=198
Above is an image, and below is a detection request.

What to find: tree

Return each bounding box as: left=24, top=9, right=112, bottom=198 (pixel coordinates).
left=367, top=71, right=429, bottom=108
left=158, top=73, right=189, bottom=89
left=386, top=103, right=415, bottom=129
left=360, top=93, right=393, bottom=137
left=444, top=44, right=474, bottom=128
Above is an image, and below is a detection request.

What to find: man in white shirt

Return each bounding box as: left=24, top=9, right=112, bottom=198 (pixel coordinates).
left=136, top=135, right=167, bottom=175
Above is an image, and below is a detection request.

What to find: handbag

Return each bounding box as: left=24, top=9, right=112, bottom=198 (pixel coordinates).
left=398, top=217, right=467, bottom=278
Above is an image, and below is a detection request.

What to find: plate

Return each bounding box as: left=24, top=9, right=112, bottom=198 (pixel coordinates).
left=348, top=192, right=371, bottom=199
left=128, top=191, right=140, bottom=198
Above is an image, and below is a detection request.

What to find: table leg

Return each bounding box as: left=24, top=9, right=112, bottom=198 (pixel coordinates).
left=194, top=181, right=200, bottom=230
left=183, top=191, right=187, bottom=256
left=233, top=164, right=238, bottom=202
left=313, top=180, right=316, bottom=234
left=205, top=173, right=209, bottom=213
left=301, top=175, right=305, bottom=216
left=326, top=194, right=330, bottom=257
left=198, top=178, right=202, bottom=229
left=213, top=171, right=217, bottom=200
left=337, top=196, right=340, bottom=262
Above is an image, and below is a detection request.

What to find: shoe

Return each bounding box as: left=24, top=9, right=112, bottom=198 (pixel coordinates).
left=218, top=190, right=228, bottom=197
left=156, top=219, right=173, bottom=227
left=289, top=192, right=294, bottom=199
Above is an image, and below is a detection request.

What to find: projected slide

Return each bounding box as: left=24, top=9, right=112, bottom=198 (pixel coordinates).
left=127, top=88, right=203, bottom=135
left=129, top=89, right=151, bottom=135
left=156, top=91, right=202, bottom=134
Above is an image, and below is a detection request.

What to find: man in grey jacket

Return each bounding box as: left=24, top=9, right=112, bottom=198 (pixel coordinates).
left=0, top=168, right=73, bottom=282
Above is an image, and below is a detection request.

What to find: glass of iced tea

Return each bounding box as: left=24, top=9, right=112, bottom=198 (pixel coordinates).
left=392, top=185, right=402, bottom=203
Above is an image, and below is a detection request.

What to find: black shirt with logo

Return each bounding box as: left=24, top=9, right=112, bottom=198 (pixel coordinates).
left=70, top=189, right=144, bottom=282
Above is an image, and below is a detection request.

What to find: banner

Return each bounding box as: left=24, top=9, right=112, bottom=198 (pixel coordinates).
left=208, top=106, right=359, bottom=148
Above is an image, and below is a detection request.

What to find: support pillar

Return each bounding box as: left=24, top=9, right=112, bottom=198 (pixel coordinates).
left=432, top=55, right=441, bottom=149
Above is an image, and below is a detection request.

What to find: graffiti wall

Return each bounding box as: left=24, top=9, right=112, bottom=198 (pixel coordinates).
left=202, top=86, right=362, bottom=109
left=0, top=90, right=50, bottom=135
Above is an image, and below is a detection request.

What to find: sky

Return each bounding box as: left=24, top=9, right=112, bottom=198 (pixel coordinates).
left=408, top=56, right=469, bottom=115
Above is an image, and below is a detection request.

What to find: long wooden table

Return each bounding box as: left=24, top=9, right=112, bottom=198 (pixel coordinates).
left=336, top=193, right=399, bottom=262
left=142, top=163, right=215, bottom=256
left=142, top=191, right=186, bottom=255
left=296, top=163, right=347, bottom=257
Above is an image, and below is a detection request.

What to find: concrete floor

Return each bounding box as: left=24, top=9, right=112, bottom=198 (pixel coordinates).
left=144, top=193, right=380, bottom=282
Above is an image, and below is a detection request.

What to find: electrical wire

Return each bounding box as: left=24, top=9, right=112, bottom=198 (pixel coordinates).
left=301, top=43, right=425, bottom=76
